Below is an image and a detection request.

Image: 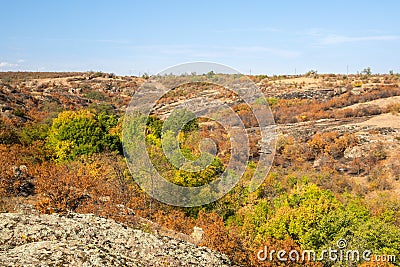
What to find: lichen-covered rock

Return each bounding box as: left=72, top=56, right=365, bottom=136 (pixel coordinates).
left=0, top=213, right=232, bottom=266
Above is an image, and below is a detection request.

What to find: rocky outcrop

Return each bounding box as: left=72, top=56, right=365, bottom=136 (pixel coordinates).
left=0, top=212, right=232, bottom=267
left=278, top=88, right=335, bottom=100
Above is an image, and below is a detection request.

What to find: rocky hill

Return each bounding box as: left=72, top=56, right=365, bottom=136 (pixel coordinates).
left=0, top=212, right=232, bottom=267
left=1, top=72, right=399, bottom=266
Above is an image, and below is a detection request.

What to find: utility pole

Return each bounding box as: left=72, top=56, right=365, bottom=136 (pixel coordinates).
left=346, top=65, right=349, bottom=75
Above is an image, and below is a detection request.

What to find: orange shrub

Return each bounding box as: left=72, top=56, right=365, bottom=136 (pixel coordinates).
left=33, top=162, right=98, bottom=213
left=196, top=211, right=244, bottom=263
left=153, top=209, right=195, bottom=235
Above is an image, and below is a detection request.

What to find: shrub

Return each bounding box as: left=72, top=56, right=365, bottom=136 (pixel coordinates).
left=20, top=122, right=50, bottom=145
left=33, top=153, right=138, bottom=225
left=308, top=131, right=358, bottom=159
left=12, top=108, right=25, bottom=117
left=153, top=209, right=195, bottom=235
left=34, top=162, right=95, bottom=213
left=0, top=118, right=20, bottom=144
left=85, top=91, right=106, bottom=101
left=196, top=210, right=241, bottom=262
left=387, top=103, right=400, bottom=114
left=46, top=109, right=121, bottom=161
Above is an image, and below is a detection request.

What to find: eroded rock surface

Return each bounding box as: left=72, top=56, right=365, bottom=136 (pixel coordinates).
left=0, top=212, right=232, bottom=267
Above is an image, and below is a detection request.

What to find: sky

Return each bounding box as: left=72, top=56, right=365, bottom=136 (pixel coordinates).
left=1, top=0, right=400, bottom=76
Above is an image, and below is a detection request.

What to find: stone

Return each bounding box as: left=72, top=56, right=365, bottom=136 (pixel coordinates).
left=344, top=146, right=363, bottom=160
left=351, top=87, right=364, bottom=95
left=313, top=158, right=322, bottom=168
left=0, top=213, right=233, bottom=267
left=190, top=226, right=204, bottom=245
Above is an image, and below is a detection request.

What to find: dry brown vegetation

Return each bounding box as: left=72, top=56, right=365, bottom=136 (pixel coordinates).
left=1, top=72, right=400, bottom=266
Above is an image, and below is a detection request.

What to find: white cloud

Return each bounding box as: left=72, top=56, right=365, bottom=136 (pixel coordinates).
left=319, top=35, right=400, bottom=45
left=0, top=62, right=18, bottom=68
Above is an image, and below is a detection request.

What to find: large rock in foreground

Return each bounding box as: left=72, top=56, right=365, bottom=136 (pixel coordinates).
left=0, top=212, right=232, bottom=266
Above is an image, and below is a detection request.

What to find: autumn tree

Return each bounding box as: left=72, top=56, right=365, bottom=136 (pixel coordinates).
left=46, top=109, right=121, bottom=161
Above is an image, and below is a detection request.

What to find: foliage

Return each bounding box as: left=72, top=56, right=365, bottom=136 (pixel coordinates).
left=255, top=97, right=279, bottom=107
left=0, top=118, right=21, bottom=144
left=196, top=210, right=243, bottom=263
left=85, top=90, right=107, bottom=101
left=146, top=115, right=163, bottom=138
left=12, top=108, right=25, bottom=117
left=2, top=73, right=400, bottom=266
left=362, top=67, right=372, bottom=76
left=163, top=108, right=199, bottom=134
left=172, top=156, right=224, bottom=187
left=33, top=161, right=97, bottom=213
left=32, top=152, right=141, bottom=226
left=272, top=87, right=400, bottom=124
left=46, top=109, right=121, bottom=161
left=89, top=103, right=117, bottom=115
left=20, top=122, right=50, bottom=145
left=308, top=131, right=358, bottom=159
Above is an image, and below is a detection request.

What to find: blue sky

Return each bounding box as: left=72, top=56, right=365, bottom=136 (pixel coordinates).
left=1, top=0, right=399, bottom=75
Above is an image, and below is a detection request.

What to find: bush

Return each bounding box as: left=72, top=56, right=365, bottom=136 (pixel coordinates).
left=308, top=131, right=358, bottom=159
left=46, top=109, right=121, bottom=161
left=33, top=162, right=95, bottom=213
left=387, top=103, right=400, bottom=114
left=20, top=123, right=50, bottom=145
left=0, top=118, right=20, bottom=144
left=85, top=91, right=106, bottom=101
left=12, top=108, right=25, bottom=117
left=33, top=153, right=138, bottom=225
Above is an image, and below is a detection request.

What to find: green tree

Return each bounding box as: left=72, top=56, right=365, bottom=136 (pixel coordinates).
left=172, top=155, right=224, bottom=187
left=146, top=115, right=163, bottom=138
left=361, top=67, right=372, bottom=76
left=265, top=184, right=340, bottom=245
left=163, top=108, right=199, bottom=135
left=46, top=109, right=121, bottom=161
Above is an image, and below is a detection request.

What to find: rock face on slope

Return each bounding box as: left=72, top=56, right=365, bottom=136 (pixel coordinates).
left=0, top=212, right=232, bottom=267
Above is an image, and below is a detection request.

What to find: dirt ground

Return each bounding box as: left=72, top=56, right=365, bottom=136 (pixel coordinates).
left=342, top=95, right=400, bottom=110
left=357, top=113, right=400, bottom=128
